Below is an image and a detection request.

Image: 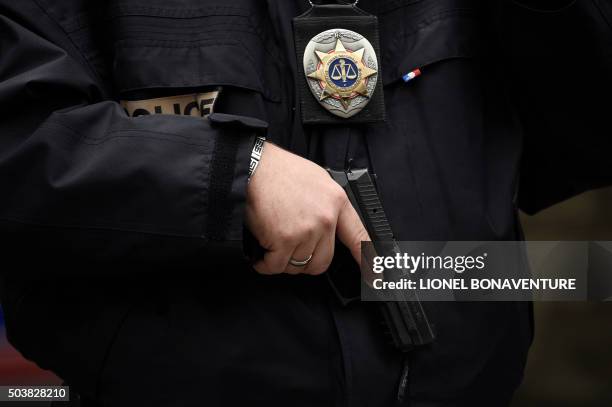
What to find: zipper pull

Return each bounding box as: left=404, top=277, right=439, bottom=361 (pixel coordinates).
left=397, top=355, right=411, bottom=403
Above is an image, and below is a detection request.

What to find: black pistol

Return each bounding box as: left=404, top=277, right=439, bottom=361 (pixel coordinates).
left=327, top=168, right=435, bottom=352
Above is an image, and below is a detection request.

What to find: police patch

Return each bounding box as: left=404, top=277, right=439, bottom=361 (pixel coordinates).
left=303, top=29, right=379, bottom=119
left=121, top=89, right=220, bottom=118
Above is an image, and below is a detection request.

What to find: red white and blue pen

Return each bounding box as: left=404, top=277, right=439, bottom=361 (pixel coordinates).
left=402, top=68, right=422, bottom=83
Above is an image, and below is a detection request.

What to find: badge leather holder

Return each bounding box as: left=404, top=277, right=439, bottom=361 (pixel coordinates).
left=294, top=2, right=386, bottom=124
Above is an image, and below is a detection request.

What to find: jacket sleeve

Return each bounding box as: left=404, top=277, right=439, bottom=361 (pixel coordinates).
left=503, top=0, right=612, bottom=213
left=0, top=12, right=263, bottom=266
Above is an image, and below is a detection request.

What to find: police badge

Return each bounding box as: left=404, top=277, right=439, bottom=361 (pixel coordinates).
left=304, top=29, right=379, bottom=119
left=294, top=1, right=385, bottom=124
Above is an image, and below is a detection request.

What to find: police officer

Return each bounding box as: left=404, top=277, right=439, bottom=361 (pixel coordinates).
left=0, top=0, right=610, bottom=406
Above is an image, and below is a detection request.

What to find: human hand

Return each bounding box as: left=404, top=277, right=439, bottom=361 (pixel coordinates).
left=246, top=142, right=370, bottom=275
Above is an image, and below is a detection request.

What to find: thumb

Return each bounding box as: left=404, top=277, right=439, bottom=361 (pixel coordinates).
left=336, top=200, right=371, bottom=266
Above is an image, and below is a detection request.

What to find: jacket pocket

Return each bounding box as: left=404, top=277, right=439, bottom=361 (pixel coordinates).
left=377, top=0, right=480, bottom=87
left=109, top=4, right=282, bottom=102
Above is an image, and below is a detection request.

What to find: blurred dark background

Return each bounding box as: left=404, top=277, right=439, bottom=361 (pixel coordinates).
left=512, top=187, right=612, bottom=407
left=0, top=188, right=611, bottom=405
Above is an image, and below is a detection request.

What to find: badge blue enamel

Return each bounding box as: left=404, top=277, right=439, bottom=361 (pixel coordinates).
left=303, top=28, right=379, bottom=119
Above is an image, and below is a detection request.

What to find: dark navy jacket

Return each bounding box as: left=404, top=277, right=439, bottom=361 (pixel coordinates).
left=0, top=0, right=610, bottom=406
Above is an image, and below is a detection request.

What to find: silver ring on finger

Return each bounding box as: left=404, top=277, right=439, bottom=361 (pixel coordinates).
left=289, top=254, right=313, bottom=268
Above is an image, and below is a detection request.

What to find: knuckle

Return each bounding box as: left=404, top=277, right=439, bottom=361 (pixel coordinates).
left=316, top=166, right=331, bottom=179
left=329, top=185, right=347, bottom=206
left=258, top=237, right=274, bottom=251
left=318, top=212, right=336, bottom=230
left=277, top=230, right=297, bottom=244
left=300, top=221, right=317, bottom=238
left=287, top=234, right=302, bottom=247
left=354, top=230, right=368, bottom=247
